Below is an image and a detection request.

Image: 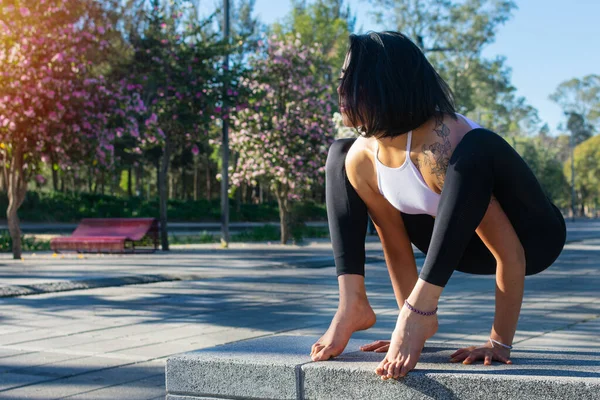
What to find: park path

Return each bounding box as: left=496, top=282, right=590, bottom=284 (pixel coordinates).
left=0, top=221, right=598, bottom=399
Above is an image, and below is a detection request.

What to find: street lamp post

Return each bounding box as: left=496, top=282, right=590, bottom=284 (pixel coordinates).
left=220, top=0, right=230, bottom=246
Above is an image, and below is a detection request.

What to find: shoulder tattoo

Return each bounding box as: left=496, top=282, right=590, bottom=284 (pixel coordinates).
left=421, top=119, right=452, bottom=189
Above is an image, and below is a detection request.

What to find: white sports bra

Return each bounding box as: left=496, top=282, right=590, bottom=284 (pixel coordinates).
left=374, top=114, right=481, bottom=216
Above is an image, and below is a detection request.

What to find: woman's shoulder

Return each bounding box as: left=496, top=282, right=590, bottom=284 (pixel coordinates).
left=345, top=136, right=379, bottom=194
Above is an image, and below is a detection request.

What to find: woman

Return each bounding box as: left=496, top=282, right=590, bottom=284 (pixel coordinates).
left=310, top=31, right=566, bottom=380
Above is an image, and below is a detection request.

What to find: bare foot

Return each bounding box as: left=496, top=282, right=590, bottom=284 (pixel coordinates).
left=311, top=299, right=376, bottom=361
left=375, top=306, right=438, bottom=379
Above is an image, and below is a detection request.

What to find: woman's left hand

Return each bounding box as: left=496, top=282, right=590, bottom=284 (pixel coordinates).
left=450, top=343, right=512, bottom=365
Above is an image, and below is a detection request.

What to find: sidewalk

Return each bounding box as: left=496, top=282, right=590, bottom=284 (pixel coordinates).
left=0, top=222, right=598, bottom=398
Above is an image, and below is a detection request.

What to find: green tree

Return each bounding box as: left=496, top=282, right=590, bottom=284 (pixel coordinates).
left=272, top=0, right=355, bottom=86
left=550, top=74, right=600, bottom=131
left=566, top=112, right=594, bottom=146
left=367, top=0, right=539, bottom=135
left=511, top=137, right=570, bottom=209
left=564, top=135, right=600, bottom=216
left=125, top=0, right=227, bottom=250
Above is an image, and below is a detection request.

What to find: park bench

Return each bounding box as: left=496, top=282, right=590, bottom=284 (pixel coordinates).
left=50, top=218, right=159, bottom=253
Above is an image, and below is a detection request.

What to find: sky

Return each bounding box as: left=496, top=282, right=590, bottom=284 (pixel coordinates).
left=218, top=0, right=600, bottom=134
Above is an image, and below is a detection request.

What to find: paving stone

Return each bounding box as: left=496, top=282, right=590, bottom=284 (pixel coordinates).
left=0, top=360, right=163, bottom=400
left=64, top=373, right=164, bottom=400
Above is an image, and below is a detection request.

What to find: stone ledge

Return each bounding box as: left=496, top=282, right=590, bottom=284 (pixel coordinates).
left=166, top=335, right=600, bottom=400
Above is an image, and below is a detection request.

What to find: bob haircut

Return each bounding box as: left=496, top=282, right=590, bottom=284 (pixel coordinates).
left=339, top=31, right=456, bottom=138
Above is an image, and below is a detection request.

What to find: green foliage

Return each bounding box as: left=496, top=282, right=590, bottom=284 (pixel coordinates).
left=566, top=112, right=594, bottom=146
left=550, top=74, right=600, bottom=131
left=0, top=192, right=327, bottom=223
left=511, top=137, right=571, bottom=208
left=0, top=231, right=51, bottom=253
left=231, top=224, right=281, bottom=242
left=169, top=224, right=330, bottom=244
left=170, top=231, right=216, bottom=245
left=272, top=0, right=355, bottom=87
left=564, top=135, right=600, bottom=213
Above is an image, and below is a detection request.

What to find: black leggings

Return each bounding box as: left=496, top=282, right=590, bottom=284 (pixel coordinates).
left=326, top=128, right=567, bottom=287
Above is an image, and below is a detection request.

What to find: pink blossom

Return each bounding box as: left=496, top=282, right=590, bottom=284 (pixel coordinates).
left=191, top=145, right=199, bottom=156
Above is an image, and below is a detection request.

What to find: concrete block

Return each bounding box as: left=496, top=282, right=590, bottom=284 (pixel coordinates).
left=166, top=335, right=313, bottom=400
left=302, top=346, right=600, bottom=400
left=167, top=335, right=365, bottom=400
left=166, top=335, right=600, bottom=400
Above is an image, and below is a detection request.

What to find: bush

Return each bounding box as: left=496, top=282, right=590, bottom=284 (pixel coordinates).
left=0, top=191, right=327, bottom=223
left=0, top=231, right=51, bottom=253
left=169, top=224, right=330, bottom=245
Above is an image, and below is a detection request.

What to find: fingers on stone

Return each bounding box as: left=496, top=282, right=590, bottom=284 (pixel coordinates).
left=374, top=345, right=389, bottom=353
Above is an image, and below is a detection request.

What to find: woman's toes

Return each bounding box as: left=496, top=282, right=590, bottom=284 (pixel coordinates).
left=387, top=360, right=399, bottom=378
left=375, top=360, right=387, bottom=375
left=399, top=357, right=412, bottom=377
left=311, top=346, right=326, bottom=361
left=313, top=345, right=339, bottom=361
left=392, top=359, right=403, bottom=378
left=310, top=344, right=323, bottom=357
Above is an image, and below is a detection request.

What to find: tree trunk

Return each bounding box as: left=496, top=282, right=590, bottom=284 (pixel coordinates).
left=158, top=140, right=171, bottom=251
left=181, top=167, right=186, bottom=200
left=205, top=155, right=211, bottom=200
left=50, top=153, right=59, bottom=191
left=193, top=160, right=199, bottom=201
left=135, top=164, right=142, bottom=197
left=236, top=183, right=242, bottom=213
left=88, top=166, right=93, bottom=193
left=0, top=151, right=7, bottom=192
left=100, top=170, right=105, bottom=195
left=127, top=166, right=133, bottom=197
left=7, top=144, right=27, bottom=260
left=168, top=171, right=173, bottom=199
left=276, top=190, right=290, bottom=244
left=155, top=161, right=160, bottom=199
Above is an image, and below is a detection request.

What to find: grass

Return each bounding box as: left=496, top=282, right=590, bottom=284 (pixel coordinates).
left=0, top=225, right=330, bottom=253
left=171, top=224, right=330, bottom=245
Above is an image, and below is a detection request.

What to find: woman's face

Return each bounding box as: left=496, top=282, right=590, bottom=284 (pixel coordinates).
left=337, top=52, right=354, bottom=128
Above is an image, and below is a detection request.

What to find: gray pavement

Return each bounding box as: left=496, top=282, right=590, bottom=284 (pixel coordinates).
left=0, top=221, right=598, bottom=399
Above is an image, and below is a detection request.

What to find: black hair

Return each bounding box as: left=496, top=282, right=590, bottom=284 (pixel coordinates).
left=339, top=31, right=456, bottom=138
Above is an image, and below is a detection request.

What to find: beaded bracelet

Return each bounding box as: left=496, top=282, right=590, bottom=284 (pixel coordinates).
left=404, top=300, right=438, bottom=316
left=489, top=338, right=513, bottom=350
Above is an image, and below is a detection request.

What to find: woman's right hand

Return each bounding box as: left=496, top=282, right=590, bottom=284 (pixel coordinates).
left=360, top=340, right=391, bottom=353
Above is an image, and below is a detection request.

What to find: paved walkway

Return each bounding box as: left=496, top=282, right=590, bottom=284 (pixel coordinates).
left=0, top=221, right=598, bottom=399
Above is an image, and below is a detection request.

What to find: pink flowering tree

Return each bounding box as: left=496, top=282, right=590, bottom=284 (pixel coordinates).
left=127, top=5, right=228, bottom=250
left=229, top=35, right=335, bottom=244
left=0, top=1, right=143, bottom=258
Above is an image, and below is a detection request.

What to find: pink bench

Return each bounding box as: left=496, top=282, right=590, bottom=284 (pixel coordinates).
left=50, top=218, right=159, bottom=253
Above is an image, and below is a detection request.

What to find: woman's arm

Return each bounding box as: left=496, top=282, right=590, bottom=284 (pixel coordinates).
left=345, top=141, right=419, bottom=308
